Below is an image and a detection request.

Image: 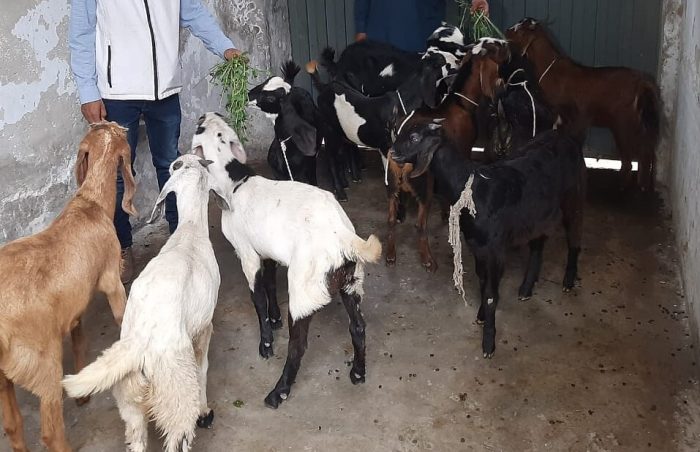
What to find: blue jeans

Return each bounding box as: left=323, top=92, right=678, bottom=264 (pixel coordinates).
left=104, top=94, right=180, bottom=249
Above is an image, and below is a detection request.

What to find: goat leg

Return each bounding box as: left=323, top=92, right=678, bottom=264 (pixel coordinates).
left=482, top=255, right=503, bottom=359
left=416, top=177, right=437, bottom=272
left=194, top=323, right=214, bottom=429
left=70, top=318, right=90, bottom=406
left=518, top=237, right=547, bottom=300
left=39, top=396, right=71, bottom=452
left=251, top=269, right=275, bottom=359
left=385, top=191, right=399, bottom=267
left=262, top=260, right=282, bottom=330
left=264, top=313, right=312, bottom=409
left=0, top=373, right=28, bottom=452
left=562, top=188, right=584, bottom=292
left=341, top=291, right=366, bottom=384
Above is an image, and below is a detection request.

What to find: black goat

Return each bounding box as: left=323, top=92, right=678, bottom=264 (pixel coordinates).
left=392, top=123, right=586, bottom=358
left=485, top=53, right=559, bottom=160
left=249, top=61, right=344, bottom=191
left=321, top=24, right=466, bottom=97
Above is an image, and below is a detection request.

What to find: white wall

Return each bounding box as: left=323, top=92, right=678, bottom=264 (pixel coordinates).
left=0, top=0, right=289, bottom=243
left=664, top=0, right=700, bottom=334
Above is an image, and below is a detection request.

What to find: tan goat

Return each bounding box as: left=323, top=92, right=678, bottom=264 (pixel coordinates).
left=0, top=122, right=136, bottom=452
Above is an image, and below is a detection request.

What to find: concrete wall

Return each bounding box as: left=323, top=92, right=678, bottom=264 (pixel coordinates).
left=0, top=0, right=290, bottom=244
left=662, top=1, right=700, bottom=335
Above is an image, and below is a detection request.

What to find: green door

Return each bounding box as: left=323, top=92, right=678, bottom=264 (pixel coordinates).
left=288, top=0, right=663, bottom=158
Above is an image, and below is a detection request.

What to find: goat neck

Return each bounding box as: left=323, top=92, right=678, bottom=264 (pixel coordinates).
left=173, top=183, right=211, bottom=234
left=454, top=70, right=487, bottom=112
left=429, top=143, right=479, bottom=205
left=524, top=35, right=563, bottom=80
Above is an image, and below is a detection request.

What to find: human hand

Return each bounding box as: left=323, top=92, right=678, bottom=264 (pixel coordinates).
left=224, top=48, right=242, bottom=60
left=355, top=32, right=368, bottom=42
left=471, top=0, right=489, bottom=15
left=81, top=100, right=107, bottom=124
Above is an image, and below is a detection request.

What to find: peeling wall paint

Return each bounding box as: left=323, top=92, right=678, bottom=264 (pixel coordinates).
left=662, top=1, right=700, bottom=339
left=0, top=0, right=290, bottom=244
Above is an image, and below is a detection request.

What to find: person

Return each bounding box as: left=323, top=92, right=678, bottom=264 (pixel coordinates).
left=354, top=0, right=489, bottom=52
left=70, top=0, right=240, bottom=282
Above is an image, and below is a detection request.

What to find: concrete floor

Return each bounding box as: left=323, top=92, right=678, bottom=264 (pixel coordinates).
left=7, top=155, right=700, bottom=451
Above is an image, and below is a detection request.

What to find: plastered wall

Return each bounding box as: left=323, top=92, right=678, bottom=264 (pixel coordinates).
left=0, top=0, right=290, bottom=243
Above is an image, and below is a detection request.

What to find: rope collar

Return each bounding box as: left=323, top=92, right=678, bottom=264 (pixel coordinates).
left=397, top=89, right=407, bottom=115
left=453, top=92, right=479, bottom=108
left=279, top=136, right=294, bottom=181
left=538, top=58, right=558, bottom=84
left=507, top=79, right=537, bottom=138
left=232, top=175, right=250, bottom=194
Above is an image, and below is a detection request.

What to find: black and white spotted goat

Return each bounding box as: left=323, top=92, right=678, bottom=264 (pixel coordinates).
left=248, top=61, right=322, bottom=186
left=192, top=112, right=382, bottom=408
left=392, top=121, right=586, bottom=359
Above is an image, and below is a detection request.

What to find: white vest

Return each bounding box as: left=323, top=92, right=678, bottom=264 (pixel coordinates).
left=96, top=0, right=182, bottom=100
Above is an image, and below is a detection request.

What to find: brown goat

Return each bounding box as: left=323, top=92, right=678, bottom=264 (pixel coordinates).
left=506, top=18, right=660, bottom=191
left=0, top=122, right=136, bottom=452
left=387, top=41, right=508, bottom=271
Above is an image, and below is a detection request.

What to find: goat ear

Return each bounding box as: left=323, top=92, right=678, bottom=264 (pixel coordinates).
left=199, top=159, right=214, bottom=168
left=210, top=189, right=230, bottom=211
left=230, top=140, right=247, bottom=164
left=75, top=141, right=89, bottom=186
left=410, top=148, right=437, bottom=179
left=119, top=142, right=138, bottom=217
left=147, top=177, right=176, bottom=224
left=192, top=145, right=204, bottom=159
left=280, top=97, right=317, bottom=157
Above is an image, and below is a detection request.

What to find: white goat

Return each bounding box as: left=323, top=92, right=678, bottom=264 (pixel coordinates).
left=63, top=154, right=221, bottom=452
left=192, top=112, right=381, bottom=409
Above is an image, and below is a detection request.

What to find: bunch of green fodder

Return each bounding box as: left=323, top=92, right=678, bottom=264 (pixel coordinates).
left=210, top=54, right=261, bottom=143
left=455, top=0, right=505, bottom=41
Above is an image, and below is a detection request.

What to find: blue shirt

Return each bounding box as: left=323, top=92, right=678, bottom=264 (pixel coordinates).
left=69, top=0, right=235, bottom=104
left=354, top=0, right=446, bottom=53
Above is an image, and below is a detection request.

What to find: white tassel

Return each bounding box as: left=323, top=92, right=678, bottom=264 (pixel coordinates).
left=448, top=174, right=477, bottom=305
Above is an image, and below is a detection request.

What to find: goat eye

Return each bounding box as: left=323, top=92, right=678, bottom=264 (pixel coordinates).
left=410, top=133, right=420, bottom=143
left=173, top=161, right=183, bottom=171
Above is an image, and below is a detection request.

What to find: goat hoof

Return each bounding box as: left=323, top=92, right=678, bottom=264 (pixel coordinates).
left=336, top=194, right=349, bottom=202
left=352, top=178, right=362, bottom=183
left=264, top=390, right=288, bottom=409
left=518, top=295, right=531, bottom=301
left=422, top=260, right=437, bottom=273
left=475, top=319, right=485, bottom=326
left=483, top=351, right=495, bottom=359
left=196, top=409, right=214, bottom=429
left=259, top=342, right=274, bottom=359
left=385, top=256, right=396, bottom=267
left=270, top=318, right=283, bottom=330
left=75, top=396, right=91, bottom=407
left=349, top=370, right=366, bottom=385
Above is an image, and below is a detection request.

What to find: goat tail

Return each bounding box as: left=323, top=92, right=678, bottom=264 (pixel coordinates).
left=281, top=60, right=301, bottom=84
left=320, top=47, right=337, bottom=76
left=305, top=60, right=327, bottom=92
left=349, top=234, right=382, bottom=264
left=62, top=339, right=142, bottom=398
left=636, top=79, right=660, bottom=142
left=145, top=348, right=200, bottom=451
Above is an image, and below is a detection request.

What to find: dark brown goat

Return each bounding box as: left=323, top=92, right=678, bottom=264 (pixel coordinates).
left=386, top=39, right=510, bottom=271
left=506, top=18, right=660, bottom=191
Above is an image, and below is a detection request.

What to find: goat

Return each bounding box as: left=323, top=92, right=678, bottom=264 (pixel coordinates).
left=506, top=18, right=660, bottom=191
left=63, top=154, right=220, bottom=452
left=321, top=23, right=466, bottom=96
left=0, top=122, right=135, bottom=452
left=485, top=51, right=559, bottom=160
left=249, top=61, right=322, bottom=186
left=384, top=39, right=509, bottom=270
left=392, top=122, right=585, bottom=359
left=192, top=112, right=381, bottom=409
